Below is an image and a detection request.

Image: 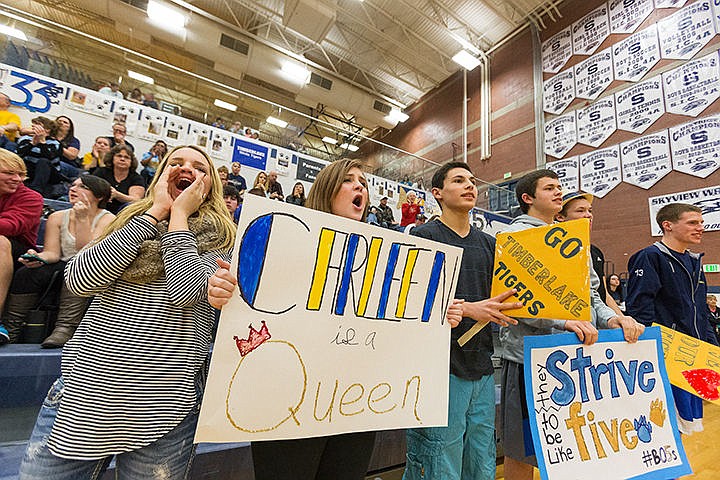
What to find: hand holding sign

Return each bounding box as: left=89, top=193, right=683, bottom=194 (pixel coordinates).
left=457, top=288, right=521, bottom=347
left=607, top=314, right=645, bottom=343
left=208, top=258, right=236, bottom=309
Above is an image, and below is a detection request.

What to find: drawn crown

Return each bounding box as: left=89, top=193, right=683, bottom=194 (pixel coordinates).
left=233, top=321, right=271, bottom=356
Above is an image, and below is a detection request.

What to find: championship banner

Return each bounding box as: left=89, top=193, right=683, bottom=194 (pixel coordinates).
left=609, top=0, right=654, bottom=34
left=713, top=0, right=720, bottom=35
left=544, top=113, right=577, bottom=159
left=620, top=130, right=672, bottom=189
left=662, top=51, right=720, bottom=117
left=491, top=219, right=591, bottom=321
left=612, top=25, right=661, bottom=82
left=547, top=156, right=580, bottom=192
left=657, top=1, right=715, bottom=60
left=525, top=328, right=691, bottom=480
left=196, top=197, right=461, bottom=442
left=648, top=185, right=720, bottom=236
left=576, top=98, right=616, bottom=147
left=542, top=27, right=574, bottom=74
left=615, top=77, right=665, bottom=133
left=669, top=115, right=720, bottom=178
left=656, top=324, right=720, bottom=403
left=655, top=0, right=688, bottom=7
left=580, top=145, right=621, bottom=198
left=572, top=5, right=611, bottom=56
left=543, top=70, right=576, bottom=115
left=574, top=48, right=614, bottom=100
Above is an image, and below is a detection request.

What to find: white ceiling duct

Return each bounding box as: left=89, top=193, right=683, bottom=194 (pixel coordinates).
left=66, top=0, right=398, bottom=130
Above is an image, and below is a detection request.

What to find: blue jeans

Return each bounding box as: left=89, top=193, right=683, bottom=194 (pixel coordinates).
left=404, top=374, right=496, bottom=480
left=19, top=377, right=201, bottom=480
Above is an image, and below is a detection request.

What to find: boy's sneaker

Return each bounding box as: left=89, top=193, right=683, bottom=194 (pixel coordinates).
left=0, top=324, right=8, bottom=345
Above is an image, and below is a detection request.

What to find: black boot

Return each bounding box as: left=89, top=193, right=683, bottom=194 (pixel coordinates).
left=42, top=285, right=89, bottom=348
left=2, top=293, right=40, bottom=343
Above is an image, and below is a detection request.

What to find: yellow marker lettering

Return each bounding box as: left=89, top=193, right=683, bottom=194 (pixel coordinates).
left=395, top=248, right=420, bottom=318
left=307, top=229, right=336, bottom=310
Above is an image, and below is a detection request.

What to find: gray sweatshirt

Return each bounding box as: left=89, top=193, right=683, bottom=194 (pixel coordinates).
left=498, top=214, right=617, bottom=363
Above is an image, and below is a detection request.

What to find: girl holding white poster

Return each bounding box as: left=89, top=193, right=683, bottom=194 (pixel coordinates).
left=18, top=146, right=236, bottom=479
left=208, top=159, right=382, bottom=480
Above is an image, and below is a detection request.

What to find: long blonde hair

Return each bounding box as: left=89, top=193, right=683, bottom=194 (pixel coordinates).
left=306, top=158, right=368, bottom=221
left=98, top=145, right=236, bottom=251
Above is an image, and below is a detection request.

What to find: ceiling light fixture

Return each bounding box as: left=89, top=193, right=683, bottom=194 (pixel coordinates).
left=322, top=136, right=338, bottom=145
left=340, top=143, right=359, bottom=152
left=454, top=36, right=481, bottom=56
left=267, top=116, right=288, bottom=128
left=452, top=50, right=481, bottom=71
left=281, top=62, right=311, bottom=84
left=387, top=108, right=409, bottom=123
left=0, top=25, right=27, bottom=41
left=128, top=70, right=154, bottom=84
left=147, top=1, right=187, bottom=30
left=214, top=99, right=237, bottom=111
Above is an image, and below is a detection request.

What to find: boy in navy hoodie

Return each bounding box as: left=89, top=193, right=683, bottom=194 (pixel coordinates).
left=626, top=203, right=718, bottom=434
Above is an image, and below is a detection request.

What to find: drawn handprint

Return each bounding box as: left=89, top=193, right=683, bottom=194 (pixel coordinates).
left=649, top=398, right=666, bottom=427
left=634, top=415, right=653, bottom=443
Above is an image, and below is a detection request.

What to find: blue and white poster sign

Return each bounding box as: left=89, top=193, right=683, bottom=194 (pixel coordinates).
left=546, top=156, right=580, bottom=191
left=620, top=130, right=672, bottom=189
left=577, top=98, right=616, bottom=147
left=662, top=52, right=720, bottom=117
left=649, top=185, right=720, bottom=236
left=524, top=328, right=691, bottom=480
left=612, top=25, right=661, bottom=82
left=136, top=110, right=166, bottom=142
left=232, top=137, right=269, bottom=171
left=654, top=0, right=688, bottom=9
left=163, top=116, right=191, bottom=146
left=187, top=123, right=211, bottom=150
left=713, top=0, right=720, bottom=36
left=542, top=28, right=574, bottom=74
left=574, top=48, right=614, bottom=100
left=543, top=70, right=576, bottom=115
left=657, top=1, right=715, bottom=60
left=580, top=145, right=621, bottom=198
left=669, top=116, right=720, bottom=178
left=615, top=78, right=665, bottom=133
left=572, top=5, right=611, bottom=56
left=209, top=129, right=233, bottom=160
left=609, top=0, right=655, bottom=34
left=65, top=88, right=113, bottom=118
left=544, top=113, right=577, bottom=159
left=0, top=67, right=67, bottom=116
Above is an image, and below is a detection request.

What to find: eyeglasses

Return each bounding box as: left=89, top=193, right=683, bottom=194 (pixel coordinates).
left=115, top=154, right=132, bottom=159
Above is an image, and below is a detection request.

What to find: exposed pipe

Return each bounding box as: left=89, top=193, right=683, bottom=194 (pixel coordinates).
left=463, top=68, right=468, bottom=163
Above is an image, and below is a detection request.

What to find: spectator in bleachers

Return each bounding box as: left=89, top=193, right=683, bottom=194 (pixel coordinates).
left=267, top=170, right=284, bottom=201
left=400, top=191, right=421, bottom=227
left=0, top=92, right=21, bottom=148
left=212, top=117, right=226, bottom=129
left=55, top=115, right=81, bottom=179
left=140, top=140, right=168, bottom=185
left=223, top=184, right=241, bottom=223
left=0, top=150, right=43, bottom=344
left=94, top=145, right=145, bottom=214
left=127, top=88, right=144, bottom=104
left=107, top=122, right=135, bottom=153
left=142, top=92, right=158, bottom=110
left=18, top=145, right=235, bottom=477
left=2, top=175, right=114, bottom=346
left=217, top=165, right=229, bottom=187
left=285, top=182, right=305, bottom=206
left=82, top=136, right=112, bottom=171
left=367, top=206, right=379, bottom=225
left=17, top=116, right=64, bottom=198
left=376, top=196, right=398, bottom=229
left=253, top=171, right=268, bottom=193
left=244, top=128, right=253, bottom=137
left=247, top=186, right=266, bottom=198
left=98, top=82, right=123, bottom=99
left=229, top=121, right=242, bottom=134
left=227, top=161, right=246, bottom=194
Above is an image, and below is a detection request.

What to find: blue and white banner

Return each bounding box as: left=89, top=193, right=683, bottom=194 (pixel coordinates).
left=649, top=185, right=720, bottom=236
left=543, top=70, right=576, bottom=115
left=663, top=51, right=720, bottom=117
left=620, top=130, right=672, bottom=189
left=654, top=0, right=689, bottom=9
left=580, top=145, right=621, bottom=198
left=577, top=98, right=617, bottom=147
left=657, top=1, right=715, bottom=60
left=615, top=77, right=665, bottom=133
left=542, top=27, right=574, bottom=74
left=612, top=25, right=661, bottom=82
left=232, top=137, right=269, bottom=170
left=574, top=48, right=614, bottom=100
left=609, top=0, right=655, bottom=33
left=546, top=156, right=580, bottom=192
left=572, top=5, right=611, bottom=56
left=669, top=115, right=720, bottom=178
left=545, top=113, right=577, bottom=159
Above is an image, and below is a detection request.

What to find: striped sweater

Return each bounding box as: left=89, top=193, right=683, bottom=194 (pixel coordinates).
left=48, top=216, right=228, bottom=460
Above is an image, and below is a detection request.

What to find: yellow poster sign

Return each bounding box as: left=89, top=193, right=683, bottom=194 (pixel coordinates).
left=657, top=324, right=720, bottom=404
left=490, top=218, right=591, bottom=321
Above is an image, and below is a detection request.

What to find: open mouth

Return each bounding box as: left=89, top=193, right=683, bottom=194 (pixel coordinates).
left=352, top=194, right=364, bottom=209
left=176, top=177, right=193, bottom=191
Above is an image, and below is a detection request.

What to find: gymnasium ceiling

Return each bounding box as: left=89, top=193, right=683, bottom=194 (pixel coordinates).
left=0, top=0, right=563, bottom=161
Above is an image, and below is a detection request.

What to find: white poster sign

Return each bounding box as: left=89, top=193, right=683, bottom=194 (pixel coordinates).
left=136, top=110, right=166, bottom=142
left=615, top=77, right=665, bottom=133
left=657, top=1, right=715, bottom=60
left=649, top=185, right=720, bottom=236
left=572, top=5, right=611, bottom=56
left=65, top=88, right=113, bottom=118
left=195, top=197, right=460, bottom=442
left=713, top=0, right=720, bottom=35
left=574, top=48, right=614, bottom=100
left=609, top=0, right=655, bottom=33
left=662, top=51, right=720, bottom=117
left=543, top=70, right=576, bottom=114
left=187, top=122, right=211, bottom=150
left=544, top=113, right=578, bottom=159
left=525, top=329, right=691, bottom=480
left=546, top=156, right=580, bottom=191
left=669, top=116, right=720, bottom=178
left=577, top=98, right=617, bottom=147
left=542, top=28, right=574, bottom=73
left=163, top=116, right=191, bottom=146
left=612, top=25, right=661, bottom=82
left=620, top=130, right=672, bottom=189
left=654, top=0, right=689, bottom=8
left=209, top=129, right=233, bottom=160
left=580, top=145, right=622, bottom=198
left=111, top=102, right=139, bottom=134
left=0, top=67, right=67, bottom=118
